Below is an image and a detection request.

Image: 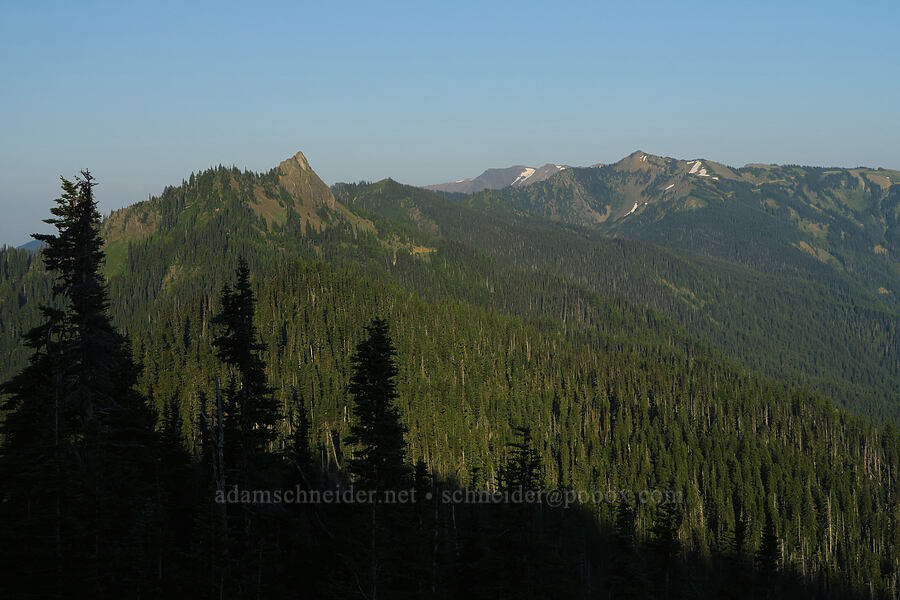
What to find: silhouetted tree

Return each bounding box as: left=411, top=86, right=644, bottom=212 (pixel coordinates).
left=211, top=256, right=279, bottom=482
left=345, top=318, right=410, bottom=491
left=756, top=511, right=781, bottom=598
left=648, top=489, right=683, bottom=600
left=720, top=507, right=752, bottom=600
left=0, top=171, right=156, bottom=597
left=288, top=386, right=314, bottom=482
left=609, top=500, right=648, bottom=600
left=344, top=318, right=414, bottom=599
left=498, top=425, right=542, bottom=491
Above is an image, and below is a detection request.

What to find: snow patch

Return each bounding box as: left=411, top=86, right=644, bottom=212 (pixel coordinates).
left=665, top=183, right=675, bottom=190
left=511, top=167, right=536, bottom=186
left=625, top=202, right=639, bottom=216
left=688, top=160, right=710, bottom=177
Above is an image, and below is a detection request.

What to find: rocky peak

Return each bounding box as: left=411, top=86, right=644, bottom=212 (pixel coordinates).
left=277, top=149, right=335, bottom=210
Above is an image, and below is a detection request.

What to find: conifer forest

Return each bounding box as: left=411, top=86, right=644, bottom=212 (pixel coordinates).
left=1, top=155, right=898, bottom=599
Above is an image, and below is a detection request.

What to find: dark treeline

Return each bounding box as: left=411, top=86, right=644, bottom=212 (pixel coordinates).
left=1, top=168, right=898, bottom=597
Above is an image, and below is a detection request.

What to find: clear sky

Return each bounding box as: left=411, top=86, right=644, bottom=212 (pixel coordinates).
left=2, top=0, right=899, bottom=245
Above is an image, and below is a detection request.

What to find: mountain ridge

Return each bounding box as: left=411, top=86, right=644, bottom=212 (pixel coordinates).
left=1, top=148, right=897, bottom=595
left=424, top=163, right=569, bottom=194
left=11, top=147, right=897, bottom=421
left=464, top=150, right=900, bottom=298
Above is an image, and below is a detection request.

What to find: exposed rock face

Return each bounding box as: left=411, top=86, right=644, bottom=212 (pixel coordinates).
left=278, top=150, right=335, bottom=210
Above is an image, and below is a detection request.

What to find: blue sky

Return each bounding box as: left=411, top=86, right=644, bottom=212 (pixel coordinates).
left=2, top=0, right=898, bottom=245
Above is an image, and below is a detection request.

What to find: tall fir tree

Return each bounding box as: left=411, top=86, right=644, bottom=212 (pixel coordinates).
left=491, top=425, right=563, bottom=600
left=0, top=171, right=156, bottom=598
left=211, top=256, right=279, bottom=483
left=345, top=317, right=410, bottom=491
left=288, top=386, right=314, bottom=483
left=344, top=318, right=413, bottom=599
left=721, top=506, right=752, bottom=600
left=648, top=489, right=684, bottom=600
left=498, top=425, right=542, bottom=492
left=207, top=258, right=283, bottom=597
left=756, top=510, right=781, bottom=599
left=608, top=500, right=648, bottom=600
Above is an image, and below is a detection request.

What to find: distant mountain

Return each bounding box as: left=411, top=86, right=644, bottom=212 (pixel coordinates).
left=424, top=163, right=568, bottom=194
left=473, top=150, right=900, bottom=296
left=340, top=155, right=900, bottom=422
left=16, top=240, right=45, bottom=253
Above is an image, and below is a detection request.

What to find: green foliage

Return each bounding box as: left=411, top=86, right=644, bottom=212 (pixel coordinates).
left=336, top=176, right=900, bottom=422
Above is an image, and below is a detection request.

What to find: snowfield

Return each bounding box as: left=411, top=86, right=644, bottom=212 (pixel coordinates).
left=512, top=167, right=536, bottom=186
left=688, top=160, right=710, bottom=177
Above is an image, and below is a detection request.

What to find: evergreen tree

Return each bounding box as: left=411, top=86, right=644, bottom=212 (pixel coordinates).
left=288, top=386, right=314, bottom=482
left=720, top=508, right=752, bottom=600
left=498, top=425, right=542, bottom=492
left=0, top=171, right=156, bottom=597
left=648, top=491, right=684, bottom=600
left=0, top=309, right=72, bottom=597
left=207, top=258, right=283, bottom=597
left=211, top=256, right=279, bottom=482
left=344, top=318, right=413, bottom=599
left=492, top=425, right=568, bottom=600
left=345, top=317, right=410, bottom=491
left=153, top=400, right=195, bottom=592
left=756, top=511, right=781, bottom=598
left=608, top=500, right=648, bottom=600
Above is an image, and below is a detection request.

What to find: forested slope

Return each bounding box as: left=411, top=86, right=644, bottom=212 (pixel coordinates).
left=337, top=178, right=900, bottom=422
left=1, top=153, right=898, bottom=596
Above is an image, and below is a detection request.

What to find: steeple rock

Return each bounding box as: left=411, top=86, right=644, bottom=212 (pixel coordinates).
left=277, top=150, right=335, bottom=210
